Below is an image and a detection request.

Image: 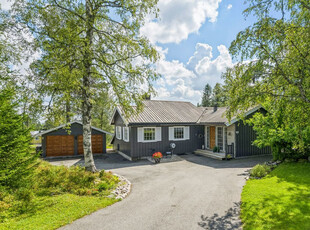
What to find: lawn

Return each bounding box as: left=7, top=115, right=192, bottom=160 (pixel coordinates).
left=241, top=162, right=310, bottom=230
left=0, top=194, right=116, bottom=230
left=0, top=161, right=120, bottom=230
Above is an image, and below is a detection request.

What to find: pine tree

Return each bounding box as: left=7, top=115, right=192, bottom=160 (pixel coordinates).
left=0, top=88, right=38, bottom=189
left=201, top=84, right=213, bottom=107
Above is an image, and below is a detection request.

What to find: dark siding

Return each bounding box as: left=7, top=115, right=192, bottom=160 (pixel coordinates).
left=130, top=125, right=204, bottom=159
left=113, top=113, right=131, bottom=156
left=42, top=123, right=107, bottom=157
left=235, top=119, right=271, bottom=157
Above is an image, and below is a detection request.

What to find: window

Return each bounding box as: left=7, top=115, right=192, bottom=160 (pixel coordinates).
left=123, top=127, right=129, bottom=142
left=116, top=126, right=122, bottom=140
left=169, top=126, right=189, bottom=141
left=144, top=128, right=155, bottom=141
left=174, top=127, right=184, bottom=139
left=217, top=127, right=223, bottom=151
left=206, top=126, right=210, bottom=149
left=137, top=127, right=161, bottom=143
left=224, top=127, right=227, bottom=151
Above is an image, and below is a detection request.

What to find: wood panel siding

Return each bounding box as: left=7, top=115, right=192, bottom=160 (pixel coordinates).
left=210, top=126, right=216, bottom=149
left=46, top=135, right=74, bottom=157
left=130, top=126, right=204, bottom=160
left=235, top=120, right=271, bottom=157
left=78, top=135, right=103, bottom=154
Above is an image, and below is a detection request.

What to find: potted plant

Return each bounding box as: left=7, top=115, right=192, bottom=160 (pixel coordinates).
left=213, top=146, right=219, bottom=153
left=152, top=152, right=163, bottom=164
left=226, top=154, right=232, bottom=160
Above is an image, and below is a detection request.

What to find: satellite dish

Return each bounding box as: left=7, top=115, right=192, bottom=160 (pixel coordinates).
left=170, top=143, right=176, bottom=149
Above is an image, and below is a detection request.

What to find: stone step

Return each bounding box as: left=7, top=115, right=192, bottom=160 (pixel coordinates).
left=194, top=150, right=226, bottom=160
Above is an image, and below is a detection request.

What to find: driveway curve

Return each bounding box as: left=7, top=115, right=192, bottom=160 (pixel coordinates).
left=54, top=153, right=271, bottom=230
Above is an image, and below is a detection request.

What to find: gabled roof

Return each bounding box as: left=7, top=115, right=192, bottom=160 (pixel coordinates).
left=111, top=100, right=205, bottom=125
left=36, top=121, right=113, bottom=136
left=110, top=100, right=263, bottom=126
left=197, top=107, right=228, bottom=125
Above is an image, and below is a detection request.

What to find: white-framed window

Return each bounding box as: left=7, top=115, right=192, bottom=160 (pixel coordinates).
left=123, top=127, right=129, bottom=142
left=169, top=126, right=190, bottom=141
left=137, top=127, right=161, bottom=143
left=116, top=126, right=122, bottom=140
left=205, top=126, right=210, bottom=149
left=217, top=126, right=224, bottom=151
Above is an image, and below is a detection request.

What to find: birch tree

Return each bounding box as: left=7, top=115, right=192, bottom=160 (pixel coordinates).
left=12, top=0, right=159, bottom=171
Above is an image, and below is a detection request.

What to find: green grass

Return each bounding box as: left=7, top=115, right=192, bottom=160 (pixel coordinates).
left=241, top=162, right=310, bottom=230
left=0, top=161, right=120, bottom=230
left=0, top=194, right=116, bottom=230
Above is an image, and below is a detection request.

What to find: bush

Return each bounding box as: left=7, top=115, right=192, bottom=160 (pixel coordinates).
left=32, top=161, right=119, bottom=196
left=213, top=146, right=220, bottom=152
left=250, top=164, right=272, bottom=178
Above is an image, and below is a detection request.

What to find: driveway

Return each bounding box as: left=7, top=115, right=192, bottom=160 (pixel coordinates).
left=50, top=153, right=271, bottom=230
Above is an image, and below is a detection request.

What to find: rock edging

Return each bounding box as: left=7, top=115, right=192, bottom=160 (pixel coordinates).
left=110, top=174, right=131, bottom=200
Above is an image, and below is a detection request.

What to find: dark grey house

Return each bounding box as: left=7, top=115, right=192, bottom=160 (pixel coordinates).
left=110, top=100, right=271, bottom=160
left=38, top=121, right=111, bottom=157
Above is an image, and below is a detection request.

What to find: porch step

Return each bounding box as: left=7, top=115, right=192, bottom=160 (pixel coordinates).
left=194, top=149, right=226, bottom=160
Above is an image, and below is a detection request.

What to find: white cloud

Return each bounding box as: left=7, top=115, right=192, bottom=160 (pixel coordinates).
left=227, top=4, right=232, bottom=10
left=141, top=0, right=222, bottom=44
left=0, top=0, right=13, bottom=10
left=153, top=43, right=234, bottom=104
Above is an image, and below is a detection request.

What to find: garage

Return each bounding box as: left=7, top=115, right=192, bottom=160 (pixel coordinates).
left=39, top=121, right=111, bottom=157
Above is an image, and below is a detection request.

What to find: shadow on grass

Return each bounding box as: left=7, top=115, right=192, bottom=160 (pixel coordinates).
left=198, top=202, right=242, bottom=230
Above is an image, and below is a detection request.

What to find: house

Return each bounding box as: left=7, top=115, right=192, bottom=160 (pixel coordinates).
left=110, top=99, right=271, bottom=160
left=36, top=121, right=112, bottom=157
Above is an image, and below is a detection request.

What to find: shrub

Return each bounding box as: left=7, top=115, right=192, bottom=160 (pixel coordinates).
left=213, top=146, right=220, bottom=152
left=250, top=164, right=272, bottom=178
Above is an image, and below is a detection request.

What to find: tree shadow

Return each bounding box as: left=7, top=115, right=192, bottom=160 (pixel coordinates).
left=198, top=202, right=242, bottom=230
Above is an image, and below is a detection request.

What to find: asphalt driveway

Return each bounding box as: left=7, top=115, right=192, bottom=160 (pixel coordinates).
left=50, top=153, right=271, bottom=230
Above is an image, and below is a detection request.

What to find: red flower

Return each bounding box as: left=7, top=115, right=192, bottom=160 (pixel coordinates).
left=152, top=152, right=163, bottom=159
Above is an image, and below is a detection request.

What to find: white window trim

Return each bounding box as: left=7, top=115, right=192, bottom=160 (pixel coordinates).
left=123, top=127, right=129, bottom=142
left=216, top=126, right=225, bottom=152
left=137, top=127, right=162, bottom=143
left=169, top=126, right=190, bottom=141
left=116, top=126, right=122, bottom=140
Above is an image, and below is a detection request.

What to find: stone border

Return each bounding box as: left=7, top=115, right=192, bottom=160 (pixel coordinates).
left=110, top=174, right=131, bottom=200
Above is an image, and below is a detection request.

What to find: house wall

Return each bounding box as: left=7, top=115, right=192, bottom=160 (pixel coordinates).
left=235, top=110, right=271, bottom=157
left=130, top=125, right=204, bottom=160
left=42, top=123, right=106, bottom=157
left=113, top=113, right=131, bottom=157
left=226, top=125, right=235, bottom=145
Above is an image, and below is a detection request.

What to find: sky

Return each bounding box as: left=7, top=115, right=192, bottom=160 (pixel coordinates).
left=0, top=0, right=257, bottom=105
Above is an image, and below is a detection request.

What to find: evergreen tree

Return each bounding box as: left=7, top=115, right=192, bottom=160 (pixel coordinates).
left=201, top=84, right=213, bottom=107
left=212, top=83, right=226, bottom=106
left=0, top=88, right=38, bottom=189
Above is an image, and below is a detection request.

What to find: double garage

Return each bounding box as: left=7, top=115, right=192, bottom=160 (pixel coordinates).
left=40, top=121, right=111, bottom=157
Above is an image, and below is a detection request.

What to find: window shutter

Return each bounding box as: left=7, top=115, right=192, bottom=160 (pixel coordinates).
left=184, top=126, right=190, bottom=140
left=137, top=127, right=143, bottom=143
left=155, top=127, right=161, bottom=141
left=169, top=127, right=174, bottom=141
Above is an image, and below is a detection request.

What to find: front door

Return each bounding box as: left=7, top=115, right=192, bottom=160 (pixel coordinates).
left=210, top=126, right=216, bottom=149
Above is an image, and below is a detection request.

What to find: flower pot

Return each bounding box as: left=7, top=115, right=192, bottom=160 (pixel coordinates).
left=154, top=158, right=161, bottom=164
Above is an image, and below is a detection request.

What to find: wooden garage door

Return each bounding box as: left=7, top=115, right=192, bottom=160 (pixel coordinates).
left=46, top=135, right=74, bottom=157
left=78, top=135, right=103, bottom=155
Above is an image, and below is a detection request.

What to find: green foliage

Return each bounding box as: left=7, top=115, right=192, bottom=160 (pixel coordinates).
left=250, top=164, right=272, bottom=178
left=200, top=83, right=227, bottom=107
left=0, top=88, right=38, bottom=189
left=242, top=162, right=310, bottom=230
left=223, top=0, right=310, bottom=160
left=33, top=161, right=119, bottom=196
left=213, top=146, right=220, bottom=152
left=0, top=160, right=119, bottom=227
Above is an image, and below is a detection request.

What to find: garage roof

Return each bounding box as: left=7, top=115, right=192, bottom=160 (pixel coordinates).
left=36, top=121, right=113, bottom=136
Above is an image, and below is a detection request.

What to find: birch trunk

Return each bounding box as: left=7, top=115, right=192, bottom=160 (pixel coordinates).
left=82, top=0, right=97, bottom=172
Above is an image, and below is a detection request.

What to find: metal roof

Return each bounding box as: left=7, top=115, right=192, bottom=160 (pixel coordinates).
left=125, top=100, right=204, bottom=124
left=111, top=100, right=262, bottom=126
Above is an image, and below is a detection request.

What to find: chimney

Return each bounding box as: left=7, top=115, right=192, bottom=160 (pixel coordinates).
left=143, top=94, right=151, bottom=100
left=213, top=105, right=218, bottom=112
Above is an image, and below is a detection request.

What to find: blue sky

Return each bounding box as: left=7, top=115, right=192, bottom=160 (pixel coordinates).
left=139, top=0, right=257, bottom=104
left=0, top=0, right=257, bottom=105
